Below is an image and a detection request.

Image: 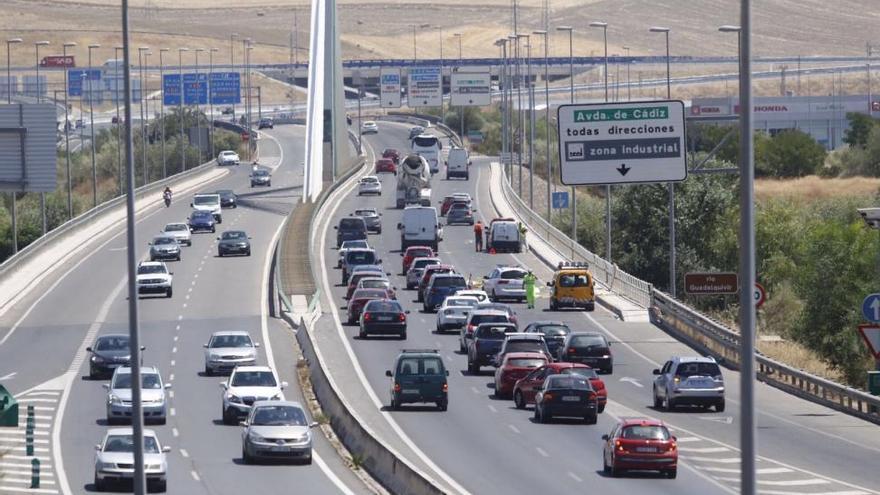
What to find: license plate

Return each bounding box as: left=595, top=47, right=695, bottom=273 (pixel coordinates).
left=271, top=446, right=288, bottom=452
left=636, top=447, right=657, bottom=453
left=378, top=316, right=393, bottom=321
left=562, top=396, right=580, bottom=402
left=402, top=389, right=420, bottom=394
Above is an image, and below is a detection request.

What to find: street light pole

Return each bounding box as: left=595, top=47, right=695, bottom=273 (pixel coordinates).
left=209, top=47, right=218, bottom=159
left=525, top=39, right=535, bottom=209
left=557, top=26, right=576, bottom=246
left=35, top=40, right=50, bottom=235
left=534, top=29, right=551, bottom=221
left=454, top=33, right=463, bottom=138
left=137, top=47, right=149, bottom=187
left=230, top=33, right=237, bottom=121
left=651, top=26, right=675, bottom=297
left=412, top=25, right=418, bottom=61
left=7, top=38, right=22, bottom=254
left=63, top=41, right=77, bottom=219
left=439, top=27, right=445, bottom=123
left=159, top=48, right=168, bottom=178
left=88, top=44, right=100, bottom=207
left=496, top=39, right=508, bottom=178
left=194, top=48, right=204, bottom=163
left=591, top=21, right=612, bottom=262
left=178, top=47, right=188, bottom=171
left=623, top=46, right=631, bottom=101
left=115, top=46, right=123, bottom=194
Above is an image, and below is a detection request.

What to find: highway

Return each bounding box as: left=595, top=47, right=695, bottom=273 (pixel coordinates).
left=0, top=126, right=369, bottom=494
left=312, top=120, right=880, bottom=495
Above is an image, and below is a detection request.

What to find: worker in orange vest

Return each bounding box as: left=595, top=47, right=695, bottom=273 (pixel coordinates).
left=473, top=220, right=484, bottom=252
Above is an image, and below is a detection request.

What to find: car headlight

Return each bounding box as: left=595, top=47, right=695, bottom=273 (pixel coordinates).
left=208, top=353, right=221, bottom=360
left=97, top=461, right=116, bottom=471
left=145, top=464, right=162, bottom=471
left=248, top=431, right=267, bottom=442
left=109, top=394, right=123, bottom=405
left=227, top=394, right=242, bottom=404
left=91, top=355, right=105, bottom=363
left=293, top=432, right=311, bottom=443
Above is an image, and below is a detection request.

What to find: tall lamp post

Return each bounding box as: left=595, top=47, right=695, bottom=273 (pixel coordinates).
left=495, top=38, right=508, bottom=177
left=245, top=41, right=254, bottom=161
left=115, top=46, right=123, bottom=194
left=178, top=47, right=188, bottom=171
left=194, top=48, right=204, bottom=163
left=35, top=40, right=50, bottom=235
left=230, top=33, right=238, bottom=120
left=650, top=25, right=676, bottom=297
left=7, top=37, right=22, bottom=253
left=590, top=21, right=612, bottom=262
left=88, top=43, right=100, bottom=206
left=159, top=48, right=168, bottom=178
left=623, top=46, right=632, bottom=101
left=453, top=33, right=463, bottom=137
left=556, top=26, right=577, bottom=246
left=533, top=30, right=551, bottom=221
left=137, top=47, right=149, bottom=186
left=523, top=36, right=535, bottom=208
left=208, top=47, right=218, bottom=159
left=439, top=27, right=445, bottom=122
left=63, top=41, right=77, bottom=219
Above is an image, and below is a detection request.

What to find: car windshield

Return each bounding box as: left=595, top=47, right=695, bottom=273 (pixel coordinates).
left=431, top=276, right=467, bottom=288
left=251, top=405, right=307, bottom=426
left=193, top=196, right=218, bottom=206
left=621, top=425, right=670, bottom=441
left=221, top=231, right=247, bottom=240
left=209, top=334, right=253, bottom=348
left=137, top=265, right=166, bottom=275
left=95, top=337, right=128, bottom=351
left=104, top=435, right=160, bottom=453
left=365, top=300, right=402, bottom=312
left=506, top=341, right=545, bottom=354
left=546, top=375, right=592, bottom=390
left=342, top=240, right=368, bottom=250
left=500, top=270, right=526, bottom=279
left=112, top=373, right=162, bottom=390
left=192, top=211, right=212, bottom=220
left=355, top=210, right=377, bottom=217
left=340, top=218, right=365, bottom=230
left=154, top=237, right=176, bottom=245
left=412, top=259, right=440, bottom=270
left=476, top=326, right=510, bottom=339
left=535, top=325, right=571, bottom=337
left=676, top=362, right=722, bottom=378
left=164, top=224, right=187, bottom=232
left=254, top=170, right=270, bottom=177
left=479, top=303, right=513, bottom=315
left=570, top=335, right=607, bottom=348
left=217, top=190, right=234, bottom=198
left=347, top=251, right=376, bottom=264
left=361, top=177, right=378, bottom=183
left=231, top=371, right=277, bottom=387
left=507, top=358, right=547, bottom=368
left=559, top=273, right=591, bottom=287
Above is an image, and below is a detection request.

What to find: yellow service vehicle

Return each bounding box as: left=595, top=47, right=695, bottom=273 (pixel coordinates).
left=546, top=261, right=595, bottom=311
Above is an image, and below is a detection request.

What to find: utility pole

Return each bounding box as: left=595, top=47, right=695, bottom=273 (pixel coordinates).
left=115, top=46, right=123, bottom=194
left=137, top=47, right=149, bottom=186
left=209, top=47, right=218, bottom=159
left=230, top=33, right=237, bottom=121
left=88, top=44, right=100, bottom=207
left=63, top=41, right=77, bottom=219
left=159, top=48, right=168, bottom=178
left=179, top=47, right=188, bottom=171
left=35, top=40, right=50, bottom=234
left=194, top=48, right=204, bottom=163
left=7, top=37, right=22, bottom=253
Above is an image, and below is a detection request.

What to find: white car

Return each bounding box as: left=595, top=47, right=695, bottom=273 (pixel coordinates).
left=482, top=266, right=528, bottom=302
left=104, top=366, right=170, bottom=425
left=220, top=366, right=287, bottom=425
left=436, top=296, right=480, bottom=332
left=241, top=401, right=317, bottom=464
left=136, top=261, right=173, bottom=298
left=93, top=428, right=170, bottom=492
left=162, top=222, right=191, bottom=246
left=204, top=331, right=260, bottom=375
left=217, top=150, right=240, bottom=166
left=357, top=176, right=382, bottom=196
left=338, top=239, right=370, bottom=268
left=454, top=289, right=490, bottom=304
left=361, top=121, right=379, bottom=134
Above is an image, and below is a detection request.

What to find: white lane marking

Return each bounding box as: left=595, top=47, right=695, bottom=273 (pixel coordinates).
left=177, top=315, right=183, bottom=321
left=618, top=377, right=643, bottom=388
left=172, top=428, right=179, bottom=437
left=175, top=324, right=180, bottom=331
left=168, top=391, right=174, bottom=399
left=487, top=405, right=497, bottom=413
left=675, top=436, right=701, bottom=443
left=471, top=387, right=480, bottom=395
left=168, top=373, right=174, bottom=382
left=172, top=347, right=178, bottom=353
left=0, top=372, right=17, bottom=380
left=190, top=471, right=201, bottom=482
left=757, top=491, right=867, bottom=495
left=170, top=360, right=175, bottom=366
left=679, top=447, right=731, bottom=454
left=180, top=448, right=189, bottom=458
left=536, top=447, right=549, bottom=457
left=318, top=140, right=472, bottom=495
left=0, top=485, right=60, bottom=494
left=173, top=336, right=178, bottom=342
left=567, top=472, right=583, bottom=483
left=699, top=467, right=795, bottom=475
left=170, top=407, right=176, bottom=416
left=507, top=424, right=520, bottom=434
left=757, top=479, right=832, bottom=487
left=182, top=303, right=188, bottom=308
left=684, top=456, right=742, bottom=464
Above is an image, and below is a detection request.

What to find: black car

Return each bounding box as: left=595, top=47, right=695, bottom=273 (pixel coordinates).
left=216, top=189, right=237, bottom=208
left=446, top=204, right=474, bottom=225
left=468, top=323, right=517, bottom=373
left=188, top=210, right=216, bottom=233
left=359, top=299, right=409, bottom=339
left=86, top=334, right=142, bottom=379
left=408, top=126, right=425, bottom=140
left=258, top=118, right=274, bottom=129
left=354, top=208, right=382, bottom=234
left=250, top=168, right=272, bottom=187
left=534, top=374, right=598, bottom=424
left=335, top=217, right=367, bottom=248
left=557, top=332, right=613, bottom=374
left=523, top=321, right=573, bottom=358
left=217, top=230, right=251, bottom=256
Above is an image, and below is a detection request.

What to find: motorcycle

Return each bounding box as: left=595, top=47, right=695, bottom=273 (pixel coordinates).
left=163, top=192, right=172, bottom=208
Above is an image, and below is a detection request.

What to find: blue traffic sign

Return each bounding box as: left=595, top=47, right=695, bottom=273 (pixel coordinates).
left=552, top=191, right=570, bottom=209
left=67, top=69, right=101, bottom=97
left=164, top=72, right=239, bottom=105
left=862, top=294, right=880, bottom=323
left=210, top=72, right=241, bottom=105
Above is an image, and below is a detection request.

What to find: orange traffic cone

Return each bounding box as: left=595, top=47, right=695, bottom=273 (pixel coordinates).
left=489, top=247, right=496, bottom=255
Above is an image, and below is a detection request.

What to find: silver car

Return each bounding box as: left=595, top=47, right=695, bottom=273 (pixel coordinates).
left=482, top=266, right=528, bottom=302
left=203, top=331, right=260, bottom=375
left=406, top=257, right=442, bottom=289
left=337, top=239, right=370, bottom=268
left=162, top=222, right=192, bottom=246
left=104, top=366, right=170, bottom=424
left=149, top=235, right=181, bottom=262
left=241, top=401, right=318, bottom=464
left=653, top=356, right=725, bottom=412
left=220, top=366, right=287, bottom=424
left=357, top=175, right=382, bottom=196
left=94, top=428, right=170, bottom=492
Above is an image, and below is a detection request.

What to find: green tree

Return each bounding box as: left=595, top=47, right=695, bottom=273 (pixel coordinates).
left=756, top=130, right=826, bottom=177
left=843, top=112, right=876, bottom=148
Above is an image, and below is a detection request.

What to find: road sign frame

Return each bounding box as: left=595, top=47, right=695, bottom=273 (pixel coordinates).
left=551, top=191, right=570, bottom=209
left=862, top=294, right=880, bottom=323
left=754, top=282, right=766, bottom=308
left=684, top=272, right=739, bottom=295
left=380, top=68, right=402, bottom=108
left=450, top=66, right=491, bottom=106
left=555, top=99, right=688, bottom=186
left=407, top=67, right=442, bottom=107
left=857, top=324, right=880, bottom=359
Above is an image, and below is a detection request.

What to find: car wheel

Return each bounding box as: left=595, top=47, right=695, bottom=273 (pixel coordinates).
left=490, top=289, right=497, bottom=302
left=605, top=365, right=613, bottom=374
left=716, top=399, right=726, bottom=412
left=514, top=390, right=525, bottom=410
left=359, top=328, right=366, bottom=339
left=302, top=453, right=313, bottom=465
left=246, top=249, right=251, bottom=256
left=89, top=366, right=98, bottom=380
left=268, top=182, right=271, bottom=187
left=437, top=400, right=448, bottom=412
left=211, top=226, right=216, bottom=233
left=666, top=468, right=677, bottom=479
left=533, top=406, right=540, bottom=422
left=585, top=412, right=598, bottom=425
left=665, top=395, right=675, bottom=412
left=166, top=288, right=172, bottom=298
left=550, top=299, right=558, bottom=310
left=459, top=339, right=465, bottom=352
left=222, top=407, right=236, bottom=425
left=187, top=241, right=192, bottom=246
left=400, top=332, right=407, bottom=340
left=468, top=361, right=479, bottom=374
left=653, top=387, right=663, bottom=409
left=154, top=479, right=167, bottom=492
left=391, top=396, right=401, bottom=410
left=176, top=255, right=181, bottom=262
left=157, top=415, right=166, bottom=426
left=218, top=251, right=224, bottom=257
left=611, top=463, right=621, bottom=478
left=94, top=473, right=105, bottom=492
left=541, top=409, right=551, bottom=424
left=598, top=403, right=605, bottom=414
left=149, top=255, right=155, bottom=262
left=242, top=446, right=252, bottom=464
left=204, top=365, right=212, bottom=376
left=603, top=457, right=611, bottom=475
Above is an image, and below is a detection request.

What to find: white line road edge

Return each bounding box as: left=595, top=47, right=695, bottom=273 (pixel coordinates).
left=316, top=136, right=473, bottom=495
left=261, top=176, right=357, bottom=495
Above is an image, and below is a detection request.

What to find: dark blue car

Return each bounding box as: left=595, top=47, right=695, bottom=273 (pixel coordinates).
left=423, top=273, right=468, bottom=312
left=189, top=210, right=216, bottom=233
left=467, top=323, right=516, bottom=373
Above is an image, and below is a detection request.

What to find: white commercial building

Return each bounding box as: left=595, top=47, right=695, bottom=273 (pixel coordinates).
left=690, top=95, right=873, bottom=149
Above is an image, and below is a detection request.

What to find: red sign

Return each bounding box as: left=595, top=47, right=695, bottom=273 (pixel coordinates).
left=684, top=272, right=738, bottom=295
left=858, top=324, right=880, bottom=359
left=40, top=55, right=75, bottom=68
left=754, top=283, right=767, bottom=308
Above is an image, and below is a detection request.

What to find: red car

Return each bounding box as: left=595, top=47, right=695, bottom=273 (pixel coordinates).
left=401, top=246, right=435, bottom=274
left=382, top=148, right=400, bottom=163
left=347, top=288, right=387, bottom=324
left=493, top=352, right=548, bottom=399
left=375, top=158, right=397, bottom=175
left=417, top=264, right=456, bottom=302
left=440, top=193, right=472, bottom=216
left=513, top=363, right=607, bottom=412
left=345, top=270, right=386, bottom=300
left=603, top=418, right=678, bottom=479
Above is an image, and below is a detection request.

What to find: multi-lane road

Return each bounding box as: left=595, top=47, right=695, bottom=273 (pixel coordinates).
left=0, top=126, right=369, bottom=494
left=311, top=120, right=880, bottom=495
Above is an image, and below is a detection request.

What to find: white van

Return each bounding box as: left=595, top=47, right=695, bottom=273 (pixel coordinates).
left=411, top=134, right=443, bottom=174
left=445, top=147, right=470, bottom=180
left=191, top=193, right=222, bottom=223
left=487, top=218, right=520, bottom=253
left=397, top=206, right=442, bottom=251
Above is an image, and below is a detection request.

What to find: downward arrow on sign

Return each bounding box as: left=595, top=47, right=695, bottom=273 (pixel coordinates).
left=617, top=164, right=631, bottom=176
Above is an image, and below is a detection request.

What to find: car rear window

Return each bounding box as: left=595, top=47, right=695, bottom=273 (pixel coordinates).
left=361, top=279, right=388, bottom=289
left=501, top=270, right=526, bottom=279
left=342, top=240, right=368, bottom=250
left=475, top=326, right=511, bottom=339
left=412, top=258, right=440, bottom=270
left=559, top=274, right=591, bottom=287
left=365, top=300, right=402, bottom=312
left=507, top=358, right=547, bottom=368
left=165, top=224, right=187, bottom=232
left=409, top=248, right=433, bottom=258
left=446, top=298, right=478, bottom=308
left=506, top=341, right=545, bottom=354
left=563, top=368, right=598, bottom=379
left=432, top=276, right=466, bottom=288
left=535, top=325, right=571, bottom=337
left=546, top=375, right=592, bottom=390
left=340, top=218, right=365, bottom=230
left=353, top=289, right=386, bottom=300
left=570, top=335, right=607, bottom=348
left=621, top=425, right=670, bottom=441
left=472, top=314, right=508, bottom=325
left=355, top=210, right=377, bottom=217
left=675, top=362, right=722, bottom=378
left=346, top=251, right=376, bottom=264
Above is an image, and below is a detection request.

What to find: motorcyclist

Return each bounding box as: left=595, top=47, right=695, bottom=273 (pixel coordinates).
left=163, top=187, right=172, bottom=207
